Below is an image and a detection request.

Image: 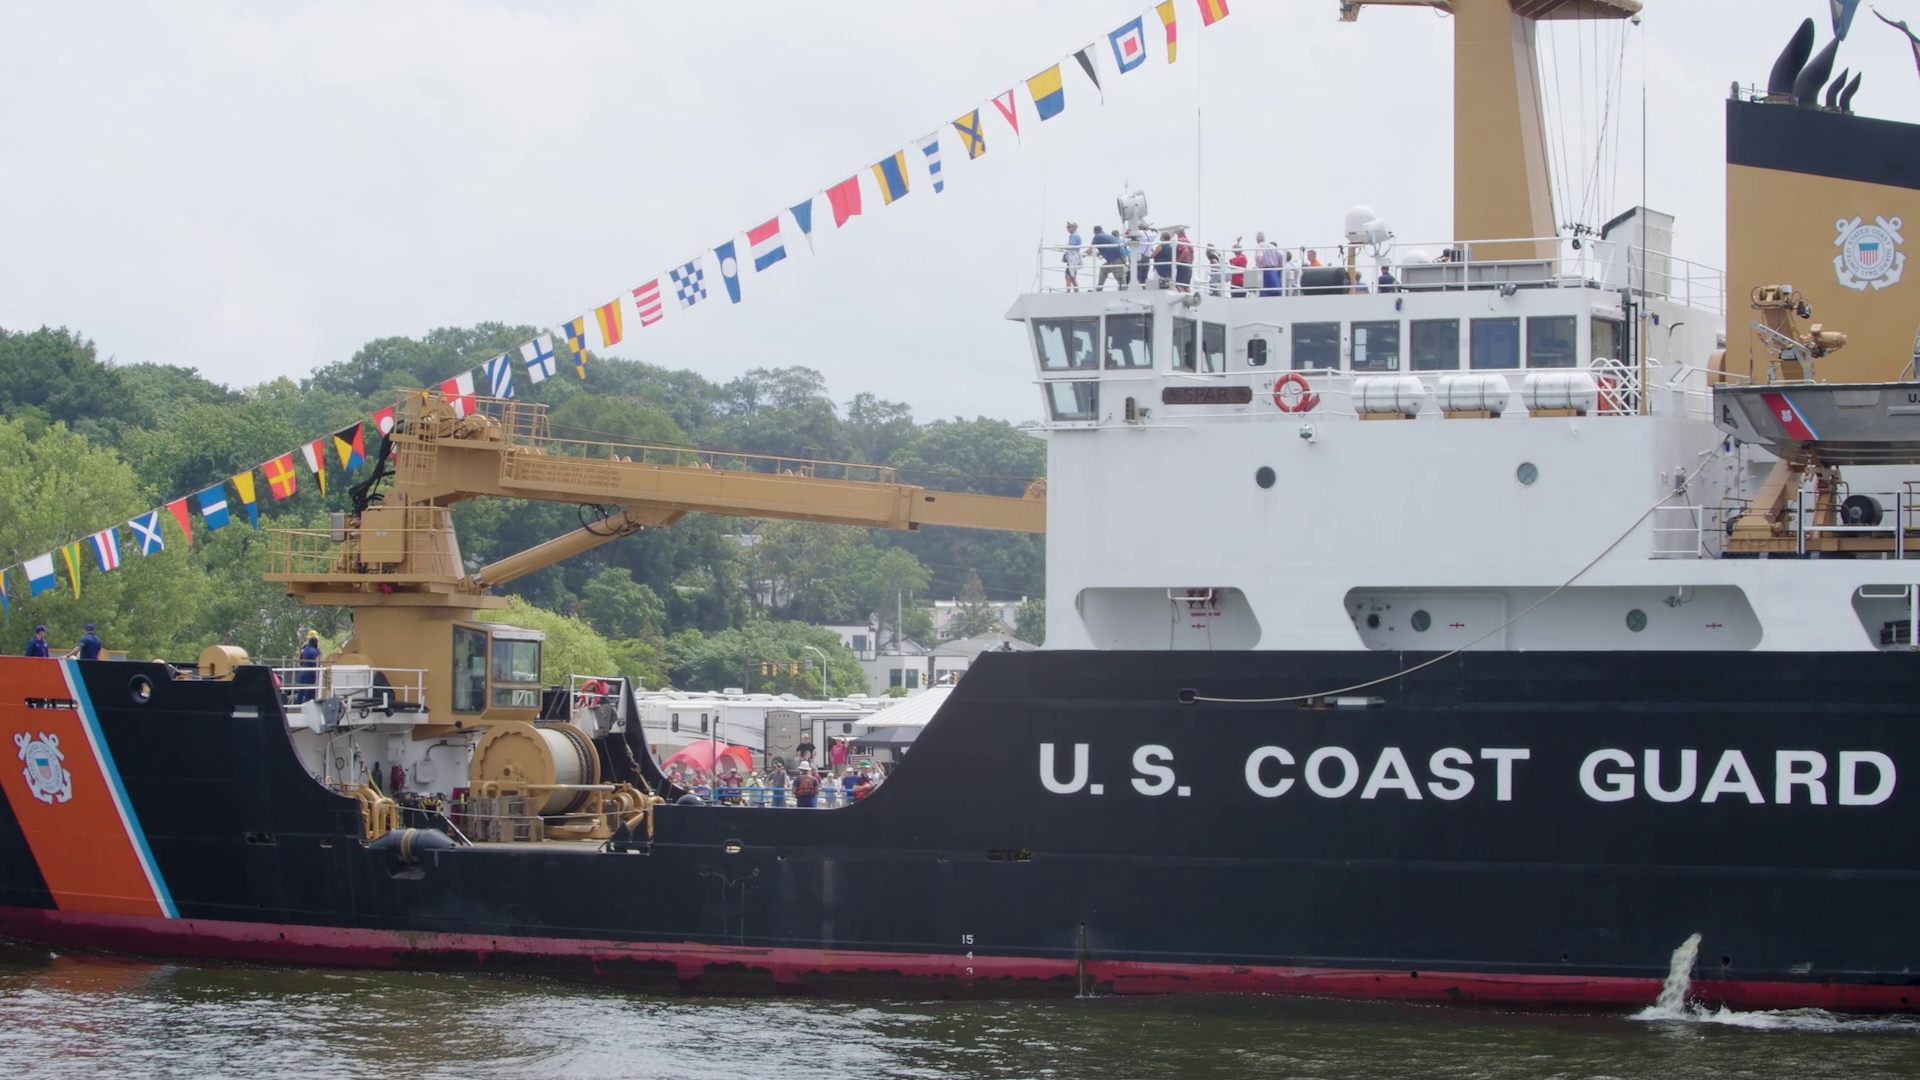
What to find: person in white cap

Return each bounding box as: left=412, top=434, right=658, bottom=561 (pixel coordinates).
left=792, top=760, right=821, bottom=808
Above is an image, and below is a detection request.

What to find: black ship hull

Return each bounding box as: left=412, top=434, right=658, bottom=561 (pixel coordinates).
left=1, top=651, right=1916, bottom=1011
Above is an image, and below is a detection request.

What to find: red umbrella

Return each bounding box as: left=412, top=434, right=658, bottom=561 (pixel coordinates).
left=662, top=742, right=754, bottom=773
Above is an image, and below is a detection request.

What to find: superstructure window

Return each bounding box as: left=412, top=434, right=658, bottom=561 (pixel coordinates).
left=1246, top=339, right=1269, bottom=367
left=452, top=626, right=487, bottom=715
left=1291, top=322, right=1340, bottom=370
left=1526, top=316, right=1578, bottom=368
left=488, top=636, right=541, bottom=709
left=1172, top=318, right=1197, bottom=372
left=1470, top=318, right=1521, bottom=369
left=1591, top=317, right=1624, bottom=363
left=1047, top=381, right=1099, bottom=422
left=1351, top=321, right=1401, bottom=373
left=1104, top=314, right=1153, bottom=369
left=1411, top=319, right=1460, bottom=371
left=1032, top=318, right=1099, bottom=371
left=1201, top=323, right=1226, bottom=373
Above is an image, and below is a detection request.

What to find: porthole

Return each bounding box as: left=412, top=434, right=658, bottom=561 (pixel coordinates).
left=1411, top=610, right=1431, bottom=633
left=128, top=675, right=153, bottom=704
left=1626, top=609, right=1648, bottom=632
left=1255, top=466, right=1276, bottom=489
left=1365, top=613, right=1382, bottom=629
left=1516, top=462, right=1539, bottom=486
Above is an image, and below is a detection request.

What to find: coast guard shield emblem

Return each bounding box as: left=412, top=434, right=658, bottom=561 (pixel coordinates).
left=14, top=732, right=73, bottom=805
left=1834, top=215, right=1906, bottom=292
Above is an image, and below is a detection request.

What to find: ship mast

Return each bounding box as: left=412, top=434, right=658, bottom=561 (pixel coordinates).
left=1339, top=0, right=1642, bottom=252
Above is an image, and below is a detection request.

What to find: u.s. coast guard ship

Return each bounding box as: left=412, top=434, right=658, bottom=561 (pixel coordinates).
left=3, top=1, right=1919, bottom=1011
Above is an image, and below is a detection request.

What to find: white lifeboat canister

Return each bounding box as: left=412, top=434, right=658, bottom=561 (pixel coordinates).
left=1353, top=375, right=1427, bottom=416
left=1435, top=373, right=1511, bottom=415
left=1520, top=371, right=1600, bottom=415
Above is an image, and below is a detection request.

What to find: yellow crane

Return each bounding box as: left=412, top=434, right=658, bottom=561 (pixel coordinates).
left=265, top=390, right=1044, bottom=729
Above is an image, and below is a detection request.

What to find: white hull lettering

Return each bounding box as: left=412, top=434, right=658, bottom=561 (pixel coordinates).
left=1039, top=743, right=1090, bottom=794
left=1580, top=749, right=1895, bottom=805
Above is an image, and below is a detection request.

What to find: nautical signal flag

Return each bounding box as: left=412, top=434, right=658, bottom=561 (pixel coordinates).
left=561, top=316, right=589, bottom=378
left=1196, top=0, right=1229, bottom=26
left=485, top=352, right=515, bottom=399
left=671, top=260, right=707, bottom=308
left=440, top=371, right=477, bottom=417
left=748, top=218, right=786, bottom=271
left=1074, top=47, right=1103, bottom=101
left=1157, top=1, right=1178, bottom=62
left=197, top=485, right=230, bottom=531
left=594, top=299, right=623, bottom=348
left=1027, top=65, right=1066, bottom=121
left=264, top=454, right=298, bottom=500
left=522, top=333, right=557, bottom=384
left=715, top=240, right=743, bottom=303
left=790, top=198, right=816, bottom=252
left=632, top=281, right=663, bottom=327
left=300, top=440, right=328, bottom=497
left=372, top=405, right=396, bottom=437
left=871, top=151, right=910, bottom=205
left=918, top=134, right=944, bottom=193
left=130, top=511, right=165, bottom=555
left=24, top=553, right=56, bottom=597
left=89, top=527, right=121, bottom=572
left=60, top=543, right=83, bottom=598
left=992, top=89, right=1020, bottom=138
left=333, top=424, right=366, bottom=471
left=166, top=497, right=194, bottom=547
left=1110, top=16, right=1148, bottom=72
left=231, top=471, right=260, bottom=529
left=952, top=109, right=987, bottom=159
left=826, top=175, right=862, bottom=227
left=0, top=569, right=7, bottom=618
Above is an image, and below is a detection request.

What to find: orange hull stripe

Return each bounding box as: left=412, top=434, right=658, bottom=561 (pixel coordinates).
left=0, top=658, right=172, bottom=918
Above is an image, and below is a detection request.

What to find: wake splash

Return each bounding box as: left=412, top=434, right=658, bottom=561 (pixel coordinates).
left=1628, top=932, right=1920, bottom=1033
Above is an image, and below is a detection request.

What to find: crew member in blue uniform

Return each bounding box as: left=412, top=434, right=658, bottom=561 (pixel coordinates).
left=297, top=634, right=322, bottom=702
left=72, top=624, right=103, bottom=661
left=24, top=626, right=49, bottom=658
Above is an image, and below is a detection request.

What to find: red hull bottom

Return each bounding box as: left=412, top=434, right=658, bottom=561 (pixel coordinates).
left=2, top=907, right=1915, bottom=1012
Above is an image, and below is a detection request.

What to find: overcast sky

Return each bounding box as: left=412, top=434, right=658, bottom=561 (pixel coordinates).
left=5, top=1, right=1918, bottom=423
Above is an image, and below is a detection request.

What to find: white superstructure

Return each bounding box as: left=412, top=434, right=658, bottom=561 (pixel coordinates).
left=1013, top=221, right=1920, bottom=655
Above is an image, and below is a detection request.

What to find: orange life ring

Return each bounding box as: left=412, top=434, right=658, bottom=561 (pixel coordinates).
left=1272, top=372, right=1320, bottom=414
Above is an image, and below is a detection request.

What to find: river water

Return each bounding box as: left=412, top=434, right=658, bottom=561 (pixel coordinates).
left=3, top=948, right=1917, bottom=1080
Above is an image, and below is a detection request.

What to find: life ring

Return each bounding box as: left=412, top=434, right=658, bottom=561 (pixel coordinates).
left=1272, top=372, right=1320, bottom=413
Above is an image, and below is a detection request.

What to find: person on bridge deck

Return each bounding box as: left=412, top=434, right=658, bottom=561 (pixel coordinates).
left=792, top=761, right=821, bottom=808
left=1256, top=233, right=1283, bottom=297
left=24, top=625, right=50, bottom=658
left=1150, top=230, right=1174, bottom=287
left=1174, top=231, right=1194, bottom=292
left=1132, top=228, right=1155, bottom=286
left=1377, top=267, right=1398, bottom=293
left=297, top=634, right=322, bottom=703
left=1092, top=226, right=1127, bottom=290
left=71, top=624, right=103, bottom=661
left=1062, top=222, right=1083, bottom=291
left=1228, top=241, right=1247, bottom=296
left=1204, top=246, right=1224, bottom=296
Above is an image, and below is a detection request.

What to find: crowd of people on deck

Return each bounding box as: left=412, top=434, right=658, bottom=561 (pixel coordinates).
left=665, top=737, right=890, bottom=808
left=1058, top=222, right=1398, bottom=296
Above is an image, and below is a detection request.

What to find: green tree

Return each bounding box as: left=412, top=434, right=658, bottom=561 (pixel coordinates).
left=478, top=595, right=620, bottom=684
left=844, top=392, right=916, bottom=464
left=546, top=394, right=685, bottom=448
left=865, top=547, right=931, bottom=647
left=581, top=567, right=667, bottom=639
left=671, top=620, right=863, bottom=697
left=1013, top=598, right=1046, bottom=646
left=0, top=418, right=207, bottom=657
left=949, top=570, right=1003, bottom=638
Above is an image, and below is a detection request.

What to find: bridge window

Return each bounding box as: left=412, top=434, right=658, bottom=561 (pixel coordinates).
left=1291, top=322, right=1341, bottom=370
left=1526, top=316, right=1578, bottom=368
left=1411, top=319, right=1460, bottom=371
left=1105, top=314, right=1153, bottom=369
left=1351, top=321, right=1401, bottom=372
left=1032, top=318, right=1099, bottom=371
left=1172, top=318, right=1197, bottom=372
left=1047, top=381, right=1099, bottom=422
left=452, top=626, right=487, bottom=714
left=1591, top=317, right=1623, bottom=363
left=1470, top=318, right=1521, bottom=369
left=489, top=634, right=542, bottom=708
left=1202, top=323, right=1226, bottom=373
